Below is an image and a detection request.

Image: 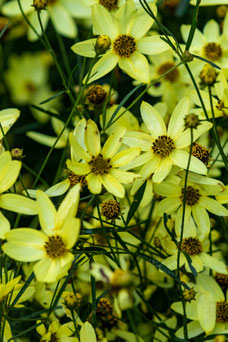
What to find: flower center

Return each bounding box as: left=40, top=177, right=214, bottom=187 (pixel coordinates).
left=25, top=81, right=37, bottom=93
left=183, top=287, right=197, bottom=302
left=88, top=153, right=111, bottom=175
left=181, top=237, right=203, bottom=255
left=96, top=298, right=117, bottom=328
left=180, top=186, right=201, bottom=206
left=152, top=135, right=175, bottom=158
left=99, top=0, right=118, bottom=11
left=216, top=301, right=228, bottom=323
left=203, top=42, right=222, bottom=61
left=157, top=62, right=179, bottom=82
left=44, top=235, right=67, bottom=259
left=192, top=143, right=210, bottom=165
left=113, top=34, right=136, bottom=58
left=101, top=200, right=120, bottom=220
left=50, top=334, right=58, bottom=342
left=68, top=171, right=87, bottom=188
left=86, top=85, right=107, bottom=105
left=215, top=272, right=228, bottom=289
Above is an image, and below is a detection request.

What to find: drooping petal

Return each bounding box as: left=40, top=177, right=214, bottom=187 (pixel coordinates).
left=197, top=274, right=224, bottom=301
left=55, top=184, right=80, bottom=229
left=0, top=194, right=37, bottom=215
left=170, top=150, right=207, bottom=175
left=85, top=120, right=101, bottom=157
left=140, top=101, right=166, bottom=138
left=26, top=131, right=67, bottom=149
left=101, top=174, right=125, bottom=198
left=200, top=253, right=227, bottom=274
left=199, top=197, right=228, bottom=216
left=152, top=158, right=173, bottom=183
left=109, top=169, right=139, bottom=184
left=45, top=179, right=70, bottom=197
left=86, top=173, right=102, bottom=194
left=71, top=39, right=97, bottom=58
left=0, top=160, right=21, bottom=193
left=69, top=132, right=90, bottom=161
left=92, top=4, right=118, bottom=38
left=37, top=190, right=56, bottom=234
left=118, top=52, right=150, bottom=83
left=192, top=206, right=210, bottom=235
left=102, top=127, right=126, bottom=159
left=168, top=97, right=190, bottom=139
left=49, top=4, right=77, bottom=38
left=3, top=229, right=46, bottom=262
left=137, top=35, right=170, bottom=55
left=66, top=160, right=91, bottom=175
left=111, top=148, right=140, bottom=167
left=84, top=52, right=118, bottom=84
left=197, top=292, right=216, bottom=333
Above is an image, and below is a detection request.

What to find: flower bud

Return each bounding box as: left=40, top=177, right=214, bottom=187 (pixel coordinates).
left=200, top=64, right=217, bottom=86
left=11, top=148, right=24, bottom=160
left=183, top=287, right=197, bottom=302
left=32, top=0, right=48, bottom=10
left=184, top=113, right=200, bottom=129
left=95, top=35, right=111, bottom=55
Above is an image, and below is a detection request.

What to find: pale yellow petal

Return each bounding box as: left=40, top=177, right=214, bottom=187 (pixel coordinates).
left=170, top=150, right=207, bottom=175
left=111, top=147, right=140, bottom=167
left=118, top=51, right=150, bottom=83
left=109, top=169, right=139, bottom=184
left=69, top=132, right=90, bottom=161
left=85, top=119, right=101, bottom=157
left=137, top=35, right=170, bottom=55
left=168, top=97, right=190, bottom=139
left=80, top=322, right=97, bottom=342
left=92, top=4, right=118, bottom=38
left=0, top=212, right=10, bottom=239
left=140, top=101, right=166, bottom=139
left=86, top=173, right=102, bottom=194
left=71, top=39, right=96, bottom=57
left=101, top=174, right=125, bottom=198
left=66, top=160, right=90, bottom=175
left=0, top=194, right=37, bottom=215
left=102, top=126, right=126, bottom=159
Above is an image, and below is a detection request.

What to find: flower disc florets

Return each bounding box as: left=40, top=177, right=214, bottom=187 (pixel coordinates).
left=44, top=235, right=67, bottom=259
left=99, top=0, right=118, bottom=11
left=68, top=171, right=87, bottom=188
left=157, top=62, right=179, bottom=82
left=180, top=186, right=201, bottom=206
left=152, top=135, right=175, bottom=158
left=86, top=85, right=107, bottom=105
left=181, top=237, right=203, bottom=255
left=192, top=143, right=210, bottom=165
left=183, top=287, right=197, bottom=302
left=215, top=272, right=228, bottom=289
left=113, top=34, right=136, bottom=58
left=203, top=43, right=222, bottom=61
left=32, top=0, right=48, bottom=10
left=101, top=200, right=121, bottom=220
left=216, top=301, right=228, bottom=323
left=88, top=154, right=111, bottom=175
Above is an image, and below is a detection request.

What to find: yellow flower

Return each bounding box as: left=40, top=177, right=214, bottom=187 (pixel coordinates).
left=72, top=0, right=170, bottom=83
left=36, top=320, right=78, bottom=342
left=172, top=274, right=228, bottom=337
left=2, top=185, right=81, bottom=283
left=123, top=97, right=212, bottom=185
left=66, top=119, right=140, bottom=198
left=154, top=172, right=228, bottom=236
left=181, top=15, right=228, bottom=68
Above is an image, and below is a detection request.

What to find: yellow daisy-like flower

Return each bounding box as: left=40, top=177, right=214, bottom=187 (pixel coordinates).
left=2, top=185, right=81, bottom=283
left=181, top=15, right=228, bottom=68
left=123, top=97, right=212, bottom=185
left=36, top=320, right=78, bottom=342
left=154, top=172, right=228, bottom=236
left=66, top=119, right=140, bottom=198
left=72, top=0, right=170, bottom=83
left=172, top=275, right=228, bottom=338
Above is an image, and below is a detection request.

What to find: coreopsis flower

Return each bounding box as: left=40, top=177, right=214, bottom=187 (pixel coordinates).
left=66, top=119, right=140, bottom=198
left=181, top=14, right=228, bottom=68
left=172, top=274, right=228, bottom=338
left=36, top=320, right=78, bottom=342
left=161, top=232, right=227, bottom=274
left=2, top=0, right=78, bottom=41
left=2, top=185, right=81, bottom=283
left=123, top=97, right=212, bottom=185
left=72, top=0, right=170, bottom=83
left=154, top=172, right=228, bottom=236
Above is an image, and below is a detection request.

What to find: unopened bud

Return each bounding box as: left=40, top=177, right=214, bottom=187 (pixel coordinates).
left=184, top=113, right=200, bottom=129
left=216, top=6, right=227, bottom=19
left=200, top=64, right=217, bottom=86
left=183, top=287, right=197, bottom=302
left=95, top=35, right=111, bottom=55
left=63, top=292, right=82, bottom=310
left=11, top=148, right=23, bottom=160
left=32, top=0, right=48, bottom=10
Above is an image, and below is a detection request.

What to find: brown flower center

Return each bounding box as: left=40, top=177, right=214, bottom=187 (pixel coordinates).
left=157, top=62, right=179, bottom=82
left=216, top=301, right=228, bottom=323
left=99, top=0, right=118, bottom=11
left=152, top=135, right=175, bottom=158
left=101, top=200, right=120, bottom=220
left=181, top=237, right=203, bottom=255
left=44, top=235, right=67, bottom=259
left=192, top=143, right=210, bottom=165
left=203, top=43, right=222, bottom=61
left=113, top=34, right=136, bottom=58
left=68, top=171, right=87, bottom=188
left=180, top=186, right=201, bottom=206
left=215, top=272, right=228, bottom=289
left=89, top=153, right=111, bottom=175
left=86, top=85, right=107, bottom=105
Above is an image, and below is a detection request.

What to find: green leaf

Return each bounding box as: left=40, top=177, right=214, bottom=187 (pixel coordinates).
left=126, top=182, right=146, bottom=226
left=10, top=272, right=35, bottom=307
left=192, top=54, right=221, bottom=69
left=181, top=250, right=198, bottom=277
left=39, top=90, right=65, bottom=105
